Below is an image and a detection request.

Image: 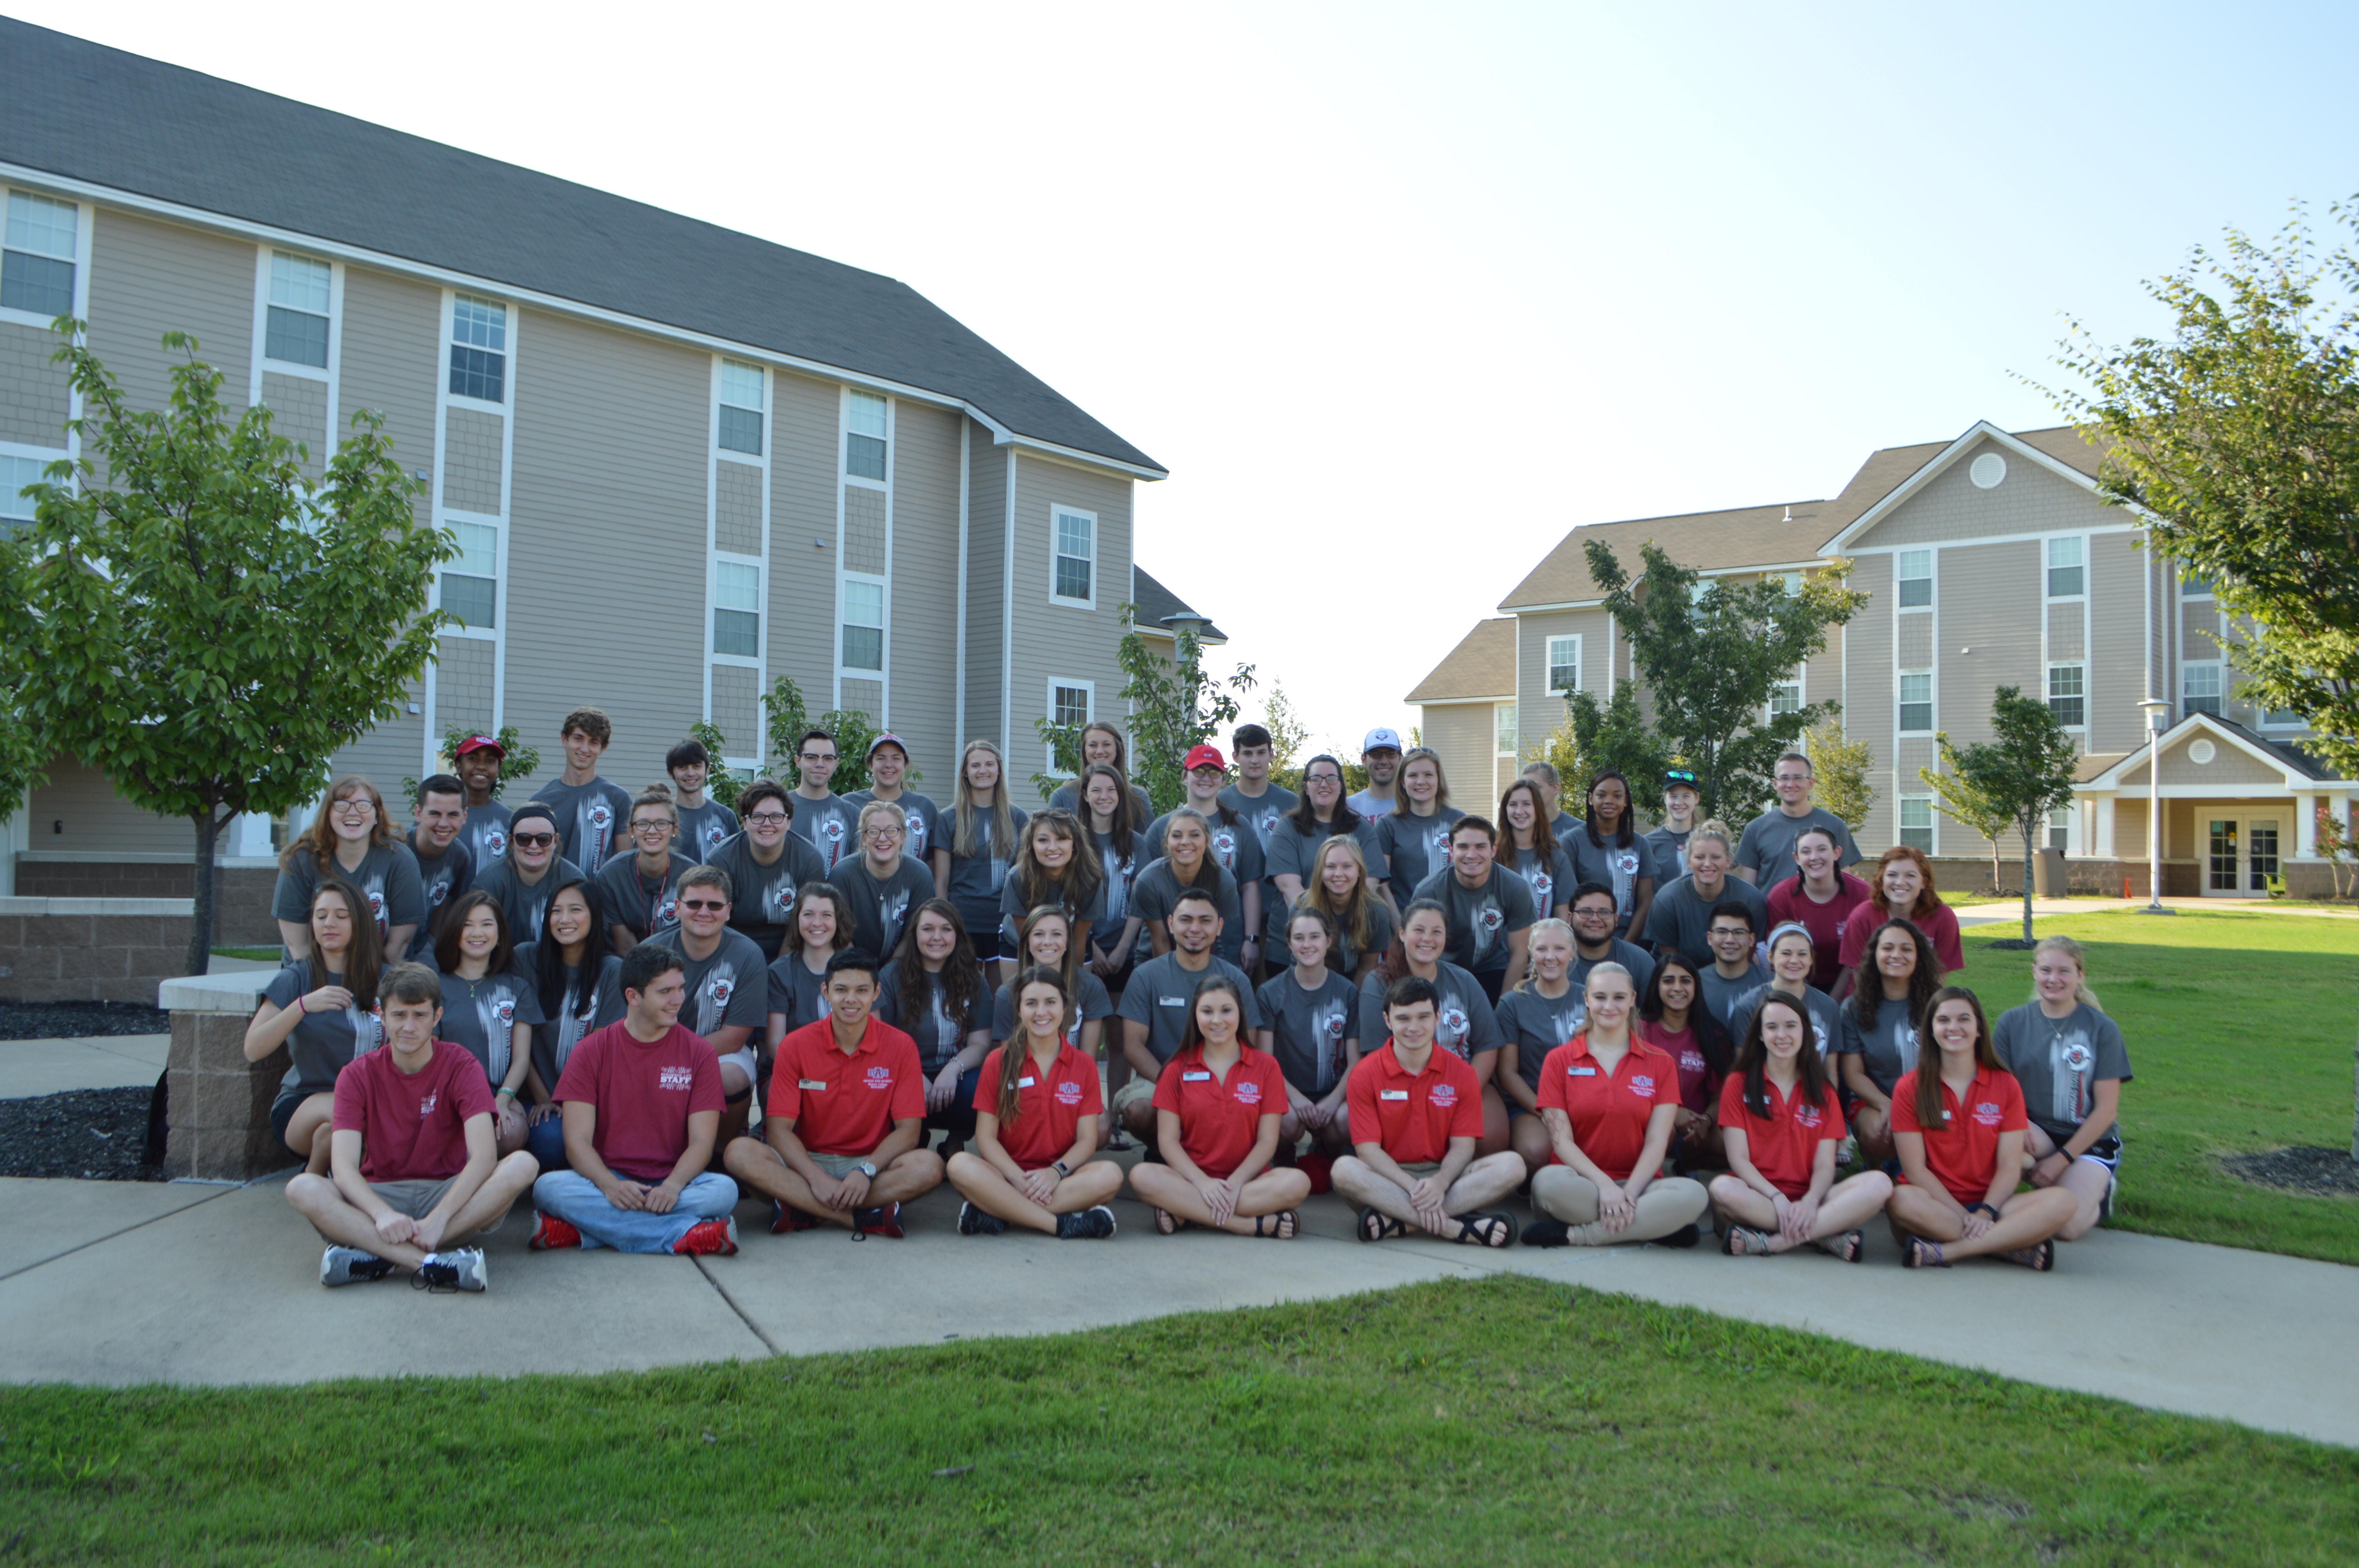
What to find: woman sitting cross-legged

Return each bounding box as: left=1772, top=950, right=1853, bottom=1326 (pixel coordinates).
left=1886, top=985, right=2078, bottom=1271
left=943, top=966, right=1123, bottom=1240
left=1709, top=993, right=1892, bottom=1261
left=1129, top=975, right=1312, bottom=1238
left=1522, top=962, right=1709, bottom=1249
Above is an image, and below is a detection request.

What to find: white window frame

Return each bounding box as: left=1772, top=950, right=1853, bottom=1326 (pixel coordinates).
left=844, top=388, right=890, bottom=483
left=1896, top=548, right=1934, bottom=610
left=1545, top=634, right=1581, bottom=696
left=2048, top=804, right=2073, bottom=853
left=1768, top=663, right=1804, bottom=721
left=834, top=388, right=893, bottom=709
left=2046, top=534, right=2087, bottom=601
left=703, top=357, right=772, bottom=753
left=0, top=188, right=87, bottom=332
left=419, top=289, right=518, bottom=772
left=839, top=575, right=886, bottom=673
left=0, top=443, right=60, bottom=524
left=2182, top=660, right=2223, bottom=719
left=1897, top=670, right=1934, bottom=735
left=2258, top=703, right=2308, bottom=731
left=1046, top=679, right=1094, bottom=777
left=1494, top=702, right=1519, bottom=759
left=2180, top=570, right=2215, bottom=601
left=253, top=248, right=340, bottom=381
left=444, top=292, right=511, bottom=413
left=1049, top=505, right=1097, bottom=610
left=1898, top=795, right=1936, bottom=854
left=2046, top=662, right=2086, bottom=731
left=716, top=358, right=764, bottom=457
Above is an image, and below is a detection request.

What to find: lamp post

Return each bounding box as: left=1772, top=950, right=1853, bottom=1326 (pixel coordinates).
left=2135, top=698, right=2174, bottom=914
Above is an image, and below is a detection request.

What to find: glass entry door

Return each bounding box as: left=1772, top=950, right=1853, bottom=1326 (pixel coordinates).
left=2205, top=818, right=2281, bottom=895
left=2206, top=820, right=2240, bottom=893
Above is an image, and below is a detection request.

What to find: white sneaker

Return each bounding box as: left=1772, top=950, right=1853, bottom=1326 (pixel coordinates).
left=414, top=1248, right=487, bottom=1293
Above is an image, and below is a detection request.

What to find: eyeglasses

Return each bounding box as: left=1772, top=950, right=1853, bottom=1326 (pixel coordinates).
left=332, top=802, right=376, bottom=817
left=632, top=820, right=674, bottom=834
left=743, top=812, right=789, bottom=826
left=512, top=832, right=556, bottom=849
left=680, top=898, right=727, bottom=912
left=1572, top=906, right=1614, bottom=920
left=865, top=828, right=903, bottom=841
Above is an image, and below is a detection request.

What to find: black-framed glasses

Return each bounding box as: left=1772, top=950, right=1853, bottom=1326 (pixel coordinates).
left=743, top=811, right=789, bottom=826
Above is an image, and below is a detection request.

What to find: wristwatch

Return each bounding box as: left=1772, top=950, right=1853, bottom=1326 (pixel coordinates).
left=1051, top=1161, right=1071, bottom=1178
left=856, top=1161, right=878, bottom=1180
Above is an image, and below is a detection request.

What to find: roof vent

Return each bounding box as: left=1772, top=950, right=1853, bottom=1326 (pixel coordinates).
left=1782, top=506, right=1792, bottom=522
left=1970, top=453, right=2007, bottom=489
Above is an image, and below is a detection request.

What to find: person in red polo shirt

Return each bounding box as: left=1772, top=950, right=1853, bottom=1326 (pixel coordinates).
left=1525, top=961, right=1708, bottom=1248
left=1887, top=986, right=2077, bottom=1270
left=527, top=946, right=740, bottom=1256
left=945, top=966, right=1123, bottom=1238
left=1332, top=975, right=1524, bottom=1246
left=1129, top=975, right=1312, bottom=1238
left=286, top=962, right=540, bottom=1290
left=724, top=949, right=946, bottom=1239
left=1708, top=993, right=1892, bottom=1260
left=1763, top=825, right=1873, bottom=992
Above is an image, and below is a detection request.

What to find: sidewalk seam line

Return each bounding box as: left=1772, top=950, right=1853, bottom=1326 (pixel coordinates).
left=692, top=1256, right=781, bottom=1358
left=0, top=1186, right=237, bottom=1283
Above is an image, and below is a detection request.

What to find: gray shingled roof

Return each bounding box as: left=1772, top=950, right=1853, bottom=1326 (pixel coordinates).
left=0, top=18, right=1162, bottom=475
left=1130, top=567, right=1227, bottom=643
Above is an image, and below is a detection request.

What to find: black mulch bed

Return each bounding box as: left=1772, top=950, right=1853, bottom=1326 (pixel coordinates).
left=0, top=1000, right=173, bottom=1042
left=2220, top=1146, right=2359, bottom=1198
left=0, top=1086, right=167, bottom=1181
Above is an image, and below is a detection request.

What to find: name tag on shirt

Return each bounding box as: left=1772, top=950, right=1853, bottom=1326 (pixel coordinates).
left=1182, top=1071, right=1212, bottom=1082
left=1379, top=1089, right=1409, bottom=1101
left=1568, top=1066, right=1597, bottom=1076
left=798, top=1079, right=827, bottom=1091
left=1158, top=995, right=1187, bottom=1006
left=1018, top=1076, right=1036, bottom=1087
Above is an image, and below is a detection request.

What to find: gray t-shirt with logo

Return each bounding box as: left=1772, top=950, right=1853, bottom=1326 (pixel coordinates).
left=844, top=789, right=943, bottom=863
left=1734, top=806, right=1863, bottom=890
left=468, top=855, right=583, bottom=947
left=1115, top=953, right=1265, bottom=1067
left=460, top=801, right=512, bottom=876
left=263, top=960, right=384, bottom=1101
left=272, top=843, right=428, bottom=943
left=1643, top=874, right=1770, bottom=971
left=1216, top=784, right=1299, bottom=855
left=676, top=799, right=739, bottom=865
left=1090, top=828, right=1149, bottom=958
left=512, top=944, right=624, bottom=1094
left=1561, top=828, right=1652, bottom=934
left=1264, top=816, right=1388, bottom=945
left=1994, top=1001, right=2133, bottom=1147
left=764, top=952, right=834, bottom=1036
left=703, top=831, right=830, bottom=961
left=1495, top=984, right=1592, bottom=1098
left=1697, top=961, right=1771, bottom=1035
left=785, top=791, right=860, bottom=874
left=404, top=833, right=473, bottom=961
left=876, top=960, right=982, bottom=1073
left=1642, top=825, right=1692, bottom=887
left=434, top=966, right=545, bottom=1088
left=827, top=855, right=938, bottom=961
left=943, top=805, right=1030, bottom=913
left=1412, top=865, right=1538, bottom=977
left=1130, top=858, right=1246, bottom=966
left=1254, top=968, right=1361, bottom=1096
left=592, top=850, right=696, bottom=942
left=641, top=927, right=769, bottom=1044
left=1356, top=962, right=1502, bottom=1065
left=1377, top=808, right=1466, bottom=908
left=1498, top=842, right=1576, bottom=922
left=1145, top=810, right=1267, bottom=889
left=1838, top=989, right=1924, bottom=1096
left=530, top=777, right=634, bottom=872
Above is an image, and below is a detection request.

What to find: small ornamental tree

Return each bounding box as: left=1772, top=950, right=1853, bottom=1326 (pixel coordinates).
left=1555, top=684, right=1676, bottom=820
left=1919, top=757, right=2012, bottom=893
left=401, top=724, right=540, bottom=809
left=1584, top=539, right=1866, bottom=823
left=2315, top=802, right=2357, bottom=901
left=1259, top=681, right=1312, bottom=789
left=0, top=514, right=48, bottom=815
left=1929, top=686, right=2081, bottom=946
left=1805, top=719, right=1876, bottom=834
left=22, top=325, right=447, bottom=975
left=1036, top=605, right=1255, bottom=811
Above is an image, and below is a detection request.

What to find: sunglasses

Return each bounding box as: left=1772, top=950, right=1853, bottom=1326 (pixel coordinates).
left=680, top=898, right=727, bottom=912
left=512, top=832, right=556, bottom=848
left=1664, top=771, right=1697, bottom=785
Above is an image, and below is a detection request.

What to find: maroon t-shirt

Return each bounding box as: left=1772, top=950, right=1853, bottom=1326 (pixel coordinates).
left=1765, top=873, right=1874, bottom=990
left=332, top=1039, right=495, bottom=1184
left=551, top=1022, right=724, bottom=1182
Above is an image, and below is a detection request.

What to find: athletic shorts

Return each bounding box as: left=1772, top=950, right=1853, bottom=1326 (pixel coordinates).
left=307, top=1176, right=509, bottom=1244
left=806, top=1149, right=878, bottom=1179
left=718, top=1047, right=758, bottom=1101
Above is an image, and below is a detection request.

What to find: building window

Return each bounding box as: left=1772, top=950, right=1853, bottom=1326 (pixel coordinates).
left=449, top=295, right=507, bottom=403
left=1495, top=703, right=1519, bottom=755
left=2183, top=661, right=2222, bottom=718
left=1, top=451, right=47, bottom=521
left=1899, top=796, right=1934, bottom=853
left=1546, top=635, right=1580, bottom=695
left=265, top=251, right=331, bottom=369
left=1046, top=682, right=1093, bottom=773
left=1052, top=507, right=1094, bottom=605
left=1897, top=549, right=1933, bottom=609
left=713, top=561, right=761, bottom=657
left=1779, top=570, right=1803, bottom=596
left=1898, top=671, right=1932, bottom=733
left=718, top=360, right=763, bottom=456
left=2181, top=570, right=2214, bottom=599
left=440, top=521, right=498, bottom=629
left=2046, top=536, right=2085, bottom=599
left=2, top=191, right=76, bottom=318
left=845, top=391, right=887, bottom=481
left=1769, top=667, right=1803, bottom=718
left=841, top=578, right=883, bottom=669
left=2048, top=804, right=2072, bottom=851
left=2262, top=705, right=2304, bottom=728
left=2048, top=664, right=2085, bottom=729
left=1689, top=579, right=1713, bottom=605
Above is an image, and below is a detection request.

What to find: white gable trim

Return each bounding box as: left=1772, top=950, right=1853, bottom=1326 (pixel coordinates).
left=1818, top=422, right=2141, bottom=555
left=2076, top=711, right=2345, bottom=793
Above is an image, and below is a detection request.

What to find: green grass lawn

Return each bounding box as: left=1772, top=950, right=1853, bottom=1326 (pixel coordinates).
left=208, top=947, right=280, bottom=963
left=1952, top=909, right=2359, bottom=1266
left=3, top=1276, right=2351, bottom=1565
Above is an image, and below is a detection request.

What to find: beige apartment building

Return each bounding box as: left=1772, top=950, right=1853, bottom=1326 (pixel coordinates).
left=1, top=20, right=1215, bottom=897
left=1412, top=420, right=2354, bottom=898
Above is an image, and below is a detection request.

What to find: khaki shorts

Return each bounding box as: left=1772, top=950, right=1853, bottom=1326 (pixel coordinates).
left=321, top=1176, right=512, bottom=1243
left=1395, top=1160, right=1442, bottom=1178
left=807, top=1150, right=876, bottom=1179
left=1110, top=1078, right=1156, bottom=1115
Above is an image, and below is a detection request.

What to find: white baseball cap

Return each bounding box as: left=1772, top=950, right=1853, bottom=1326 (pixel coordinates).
left=1361, top=727, right=1404, bottom=753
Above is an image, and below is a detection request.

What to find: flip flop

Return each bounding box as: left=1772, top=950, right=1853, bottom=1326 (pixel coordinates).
left=1355, top=1206, right=1405, bottom=1243
left=1153, top=1208, right=1190, bottom=1236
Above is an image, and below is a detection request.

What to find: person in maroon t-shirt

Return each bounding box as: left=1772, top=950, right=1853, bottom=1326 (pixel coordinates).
left=525, top=946, right=741, bottom=1256
left=1128, top=974, right=1311, bottom=1238
left=724, top=950, right=946, bottom=1239
left=1330, top=976, right=1524, bottom=1246
left=1763, top=826, right=1872, bottom=992
left=285, top=963, right=540, bottom=1291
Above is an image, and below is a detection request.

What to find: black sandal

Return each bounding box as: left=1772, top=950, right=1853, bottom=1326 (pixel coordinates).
left=2001, top=1238, right=2055, bottom=1272
left=1453, top=1211, right=1517, bottom=1249
left=1154, top=1208, right=1189, bottom=1236
left=1355, top=1206, right=1405, bottom=1243
left=1251, top=1210, right=1298, bottom=1240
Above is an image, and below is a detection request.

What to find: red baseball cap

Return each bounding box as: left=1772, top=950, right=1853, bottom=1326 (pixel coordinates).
left=453, top=734, right=505, bottom=759
left=1183, top=744, right=1226, bottom=772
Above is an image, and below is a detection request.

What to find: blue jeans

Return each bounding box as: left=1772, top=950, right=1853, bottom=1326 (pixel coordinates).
left=525, top=1114, right=569, bottom=1173
left=531, top=1170, right=739, bottom=1253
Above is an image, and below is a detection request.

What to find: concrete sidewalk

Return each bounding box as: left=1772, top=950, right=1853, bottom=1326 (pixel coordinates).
left=0, top=1167, right=2352, bottom=1450
left=0, top=1034, right=169, bottom=1097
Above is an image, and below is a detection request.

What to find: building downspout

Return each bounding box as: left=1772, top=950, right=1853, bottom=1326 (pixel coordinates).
left=955, top=419, right=969, bottom=751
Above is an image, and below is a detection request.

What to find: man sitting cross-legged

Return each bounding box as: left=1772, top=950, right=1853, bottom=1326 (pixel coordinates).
left=724, top=949, right=946, bottom=1238
left=287, top=962, right=541, bottom=1290
left=1331, top=975, right=1525, bottom=1247
left=527, top=945, right=741, bottom=1255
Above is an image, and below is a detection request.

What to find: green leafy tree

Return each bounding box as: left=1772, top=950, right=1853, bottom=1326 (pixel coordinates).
left=1260, top=681, right=1312, bottom=786
left=2315, top=802, right=2358, bottom=902
left=399, top=724, right=540, bottom=809
left=0, top=514, right=49, bottom=817
left=1035, top=604, right=1255, bottom=811
left=820, top=707, right=882, bottom=795
left=760, top=675, right=811, bottom=777
left=1554, top=685, right=1676, bottom=820
left=2044, top=201, right=2359, bottom=780
left=686, top=721, right=743, bottom=810
left=1919, top=759, right=2011, bottom=892
left=1584, top=540, right=1866, bottom=823
left=1804, top=719, right=1875, bottom=834
left=734, top=676, right=894, bottom=796
left=22, top=325, right=446, bottom=974
left=1927, top=686, right=2080, bottom=946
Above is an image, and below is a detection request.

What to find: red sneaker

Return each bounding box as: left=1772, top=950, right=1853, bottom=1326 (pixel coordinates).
left=771, top=1200, right=818, bottom=1234
left=1296, top=1152, right=1334, bottom=1196
left=528, top=1212, right=581, bottom=1251
left=672, top=1217, right=740, bottom=1256
left=852, top=1201, right=904, bottom=1239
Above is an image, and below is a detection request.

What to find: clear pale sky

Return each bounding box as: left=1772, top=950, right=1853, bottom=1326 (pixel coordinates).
left=27, top=2, right=2358, bottom=759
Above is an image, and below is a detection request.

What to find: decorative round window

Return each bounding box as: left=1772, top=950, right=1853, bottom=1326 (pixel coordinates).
left=1969, top=453, right=2007, bottom=489
left=2188, top=739, right=2216, bottom=765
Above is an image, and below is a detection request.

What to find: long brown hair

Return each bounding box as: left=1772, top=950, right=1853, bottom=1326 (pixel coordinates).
left=783, top=884, right=855, bottom=956
left=1913, top=984, right=2001, bottom=1129
left=1849, top=917, right=1941, bottom=1031
left=1175, top=973, right=1250, bottom=1058
left=889, top=897, right=981, bottom=1035
left=1496, top=779, right=1551, bottom=869
left=1012, top=906, right=1084, bottom=1031
left=308, top=879, right=384, bottom=1011
left=1009, top=808, right=1106, bottom=920
left=1380, top=897, right=1450, bottom=985
left=1078, top=761, right=1145, bottom=842
left=1732, top=992, right=1831, bottom=1121
left=285, top=776, right=394, bottom=873
left=995, top=964, right=1069, bottom=1127
left=432, top=889, right=514, bottom=977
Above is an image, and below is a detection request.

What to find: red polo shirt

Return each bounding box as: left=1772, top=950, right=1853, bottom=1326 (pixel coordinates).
left=1766, top=873, right=1874, bottom=989
left=767, top=1016, right=925, bottom=1156
left=1536, top=1034, right=1679, bottom=1182
left=973, top=1038, right=1101, bottom=1169
left=332, top=1039, right=494, bottom=1184
left=1346, top=1040, right=1482, bottom=1165
left=1717, top=1072, right=1845, bottom=1199
left=1890, top=1065, right=2026, bottom=1205
left=1152, top=1042, right=1288, bottom=1180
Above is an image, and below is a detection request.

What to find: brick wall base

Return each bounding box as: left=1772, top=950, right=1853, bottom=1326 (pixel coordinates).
left=164, top=1009, right=294, bottom=1181
left=15, top=863, right=277, bottom=946
left=0, top=910, right=195, bottom=1004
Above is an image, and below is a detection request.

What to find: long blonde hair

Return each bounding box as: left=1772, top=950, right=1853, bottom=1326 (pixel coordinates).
left=952, top=739, right=1019, bottom=860
left=1514, top=916, right=1573, bottom=993
left=2029, top=935, right=2103, bottom=1012
left=1299, top=834, right=1379, bottom=953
